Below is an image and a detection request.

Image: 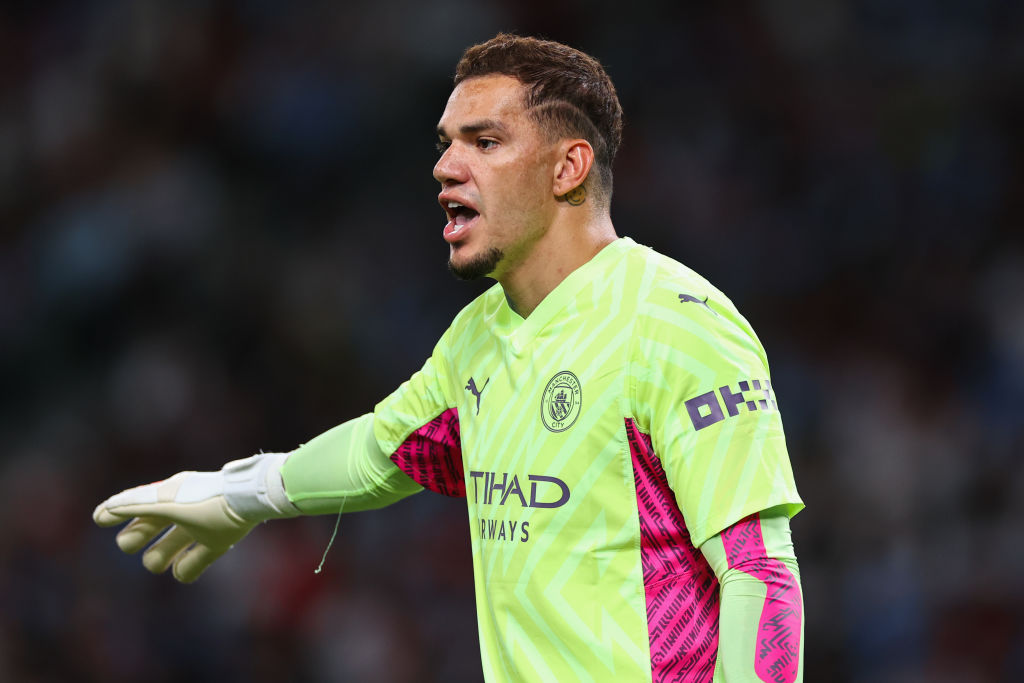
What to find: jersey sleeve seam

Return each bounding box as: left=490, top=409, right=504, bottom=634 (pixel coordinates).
left=625, top=289, right=645, bottom=427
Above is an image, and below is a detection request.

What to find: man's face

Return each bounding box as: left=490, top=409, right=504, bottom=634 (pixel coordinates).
left=434, top=75, right=559, bottom=281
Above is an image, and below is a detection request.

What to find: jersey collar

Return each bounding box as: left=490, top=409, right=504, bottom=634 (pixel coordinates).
left=501, top=236, right=635, bottom=354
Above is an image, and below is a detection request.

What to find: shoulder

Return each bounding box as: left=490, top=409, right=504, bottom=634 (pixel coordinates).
left=623, top=240, right=737, bottom=327
left=433, top=282, right=506, bottom=355
left=623, top=241, right=768, bottom=368
left=450, top=281, right=506, bottom=331
left=615, top=239, right=727, bottom=309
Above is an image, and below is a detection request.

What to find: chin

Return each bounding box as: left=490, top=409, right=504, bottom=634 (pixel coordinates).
left=448, top=246, right=504, bottom=281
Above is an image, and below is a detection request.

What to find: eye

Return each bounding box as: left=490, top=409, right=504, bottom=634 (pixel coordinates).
left=477, top=138, right=498, bottom=151
left=436, top=140, right=451, bottom=155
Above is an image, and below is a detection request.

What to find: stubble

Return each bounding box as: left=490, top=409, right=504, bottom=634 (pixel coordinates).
left=448, top=246, right=504, bottom=281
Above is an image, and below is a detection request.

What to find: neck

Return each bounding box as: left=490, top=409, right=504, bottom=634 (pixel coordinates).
left=499, top=210, right=617, bottom=318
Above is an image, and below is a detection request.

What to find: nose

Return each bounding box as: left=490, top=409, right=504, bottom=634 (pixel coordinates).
left=433, top=144, right=468, bottom=186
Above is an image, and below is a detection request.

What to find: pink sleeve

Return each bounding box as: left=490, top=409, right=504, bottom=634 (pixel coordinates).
left=709, top=512, right=804, bottom=682
left=389, top=408, right=466, bottom=498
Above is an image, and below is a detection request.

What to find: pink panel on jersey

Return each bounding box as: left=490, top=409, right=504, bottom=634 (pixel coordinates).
left=390, top=408, right=466, bottom=498
left=721, top=514, right=802, bottom=683
left=626, top=418, right=719, bottom=682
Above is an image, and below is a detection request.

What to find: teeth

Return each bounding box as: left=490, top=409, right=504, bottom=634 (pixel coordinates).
left=447, top=201, right=463, bottom=208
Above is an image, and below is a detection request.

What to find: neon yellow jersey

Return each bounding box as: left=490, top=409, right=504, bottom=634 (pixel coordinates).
left=374, top=237, right=803, bottom=682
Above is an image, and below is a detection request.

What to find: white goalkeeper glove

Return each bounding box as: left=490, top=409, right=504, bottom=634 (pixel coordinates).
left=93, top=452, right=300, bottom=583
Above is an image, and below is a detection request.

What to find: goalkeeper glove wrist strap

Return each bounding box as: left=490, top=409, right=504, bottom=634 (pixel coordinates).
left=222, top=452, right=300, bottom=522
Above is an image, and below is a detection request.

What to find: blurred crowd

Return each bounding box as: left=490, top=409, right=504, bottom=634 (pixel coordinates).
left=1, top=1, right=1022, bottom=681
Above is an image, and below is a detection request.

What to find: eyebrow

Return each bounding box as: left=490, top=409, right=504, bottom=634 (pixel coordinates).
left=436, top=119, right=509, bottom=139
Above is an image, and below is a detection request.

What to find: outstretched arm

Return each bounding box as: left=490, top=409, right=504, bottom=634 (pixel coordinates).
left=700, top=508, right=804, bottom=682
left=281, top=412, right=422, bottom=513
left=93, top=413, right=421, bottom=583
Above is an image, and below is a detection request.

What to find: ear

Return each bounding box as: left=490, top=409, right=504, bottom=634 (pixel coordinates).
left=552, top=139, right=595, bottom=198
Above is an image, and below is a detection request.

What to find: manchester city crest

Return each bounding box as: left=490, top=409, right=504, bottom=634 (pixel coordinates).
left=541, top=371, right=582, bottom=432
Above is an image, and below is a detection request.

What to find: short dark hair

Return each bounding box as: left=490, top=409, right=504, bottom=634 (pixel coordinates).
left=454, top=33, right=623, bottom=201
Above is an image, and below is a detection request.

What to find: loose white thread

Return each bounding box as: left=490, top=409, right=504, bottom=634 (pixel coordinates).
left=314, top=498, right=346, bottom=575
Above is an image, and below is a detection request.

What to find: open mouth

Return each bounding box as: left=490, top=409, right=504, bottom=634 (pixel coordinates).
left=442, top=200, right=480, bottom=241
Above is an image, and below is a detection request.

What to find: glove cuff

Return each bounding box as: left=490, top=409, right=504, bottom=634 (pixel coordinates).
left=222, top=452, right=300, bottom=522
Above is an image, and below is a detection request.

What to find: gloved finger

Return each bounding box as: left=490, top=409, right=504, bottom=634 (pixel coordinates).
left=94, top=502, right=132, bottom=527
left=142, top=525, right=195, bottom=574
left=172, top=543, right=224, bottom=584
left=116, top=517, right=172, bottom=554
left=94, top=479, right=167, bottom=527
left=95, top=497, right=160, bottom=527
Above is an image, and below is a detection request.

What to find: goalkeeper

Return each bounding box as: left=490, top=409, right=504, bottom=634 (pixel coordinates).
left=96, top=34, right=805, bottom=683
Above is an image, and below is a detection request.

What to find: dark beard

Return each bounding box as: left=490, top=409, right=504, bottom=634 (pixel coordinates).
left=448, top=246, right=503, bottom=281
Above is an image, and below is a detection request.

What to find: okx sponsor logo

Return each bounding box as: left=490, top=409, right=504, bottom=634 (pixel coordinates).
left=684, top=379, right=779, bottom=431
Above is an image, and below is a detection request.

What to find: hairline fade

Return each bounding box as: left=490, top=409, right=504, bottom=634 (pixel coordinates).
left=453, top=33, right=623, bottom=203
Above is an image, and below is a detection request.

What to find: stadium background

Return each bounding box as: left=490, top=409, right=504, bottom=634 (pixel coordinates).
left=1, top=2, right=1022, bottom=681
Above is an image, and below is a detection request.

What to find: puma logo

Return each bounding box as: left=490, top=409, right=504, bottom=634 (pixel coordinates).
left=679, top=293, right=718, bottom=316
left=466, top=377, right=490, bottom=416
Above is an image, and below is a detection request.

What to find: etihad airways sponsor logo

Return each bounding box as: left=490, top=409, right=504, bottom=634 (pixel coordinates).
left=468, top=470, right=570, bottom=509
left=478, top=518, right=530, bottom=543
left=470, top=471, right=570, bottom=544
